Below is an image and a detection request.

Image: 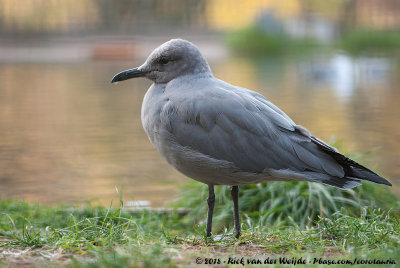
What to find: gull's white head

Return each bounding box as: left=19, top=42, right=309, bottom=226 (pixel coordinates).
left=111, top=39, right=212, bottom=84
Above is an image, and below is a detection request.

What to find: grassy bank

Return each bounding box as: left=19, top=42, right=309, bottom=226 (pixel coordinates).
left=0, top=198, right=399, bottom=267
left=1, top=145, right=399, bottom=267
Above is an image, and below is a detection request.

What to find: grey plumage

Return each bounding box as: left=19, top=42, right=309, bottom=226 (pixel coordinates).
left=111, top=38, right=391, bottom=237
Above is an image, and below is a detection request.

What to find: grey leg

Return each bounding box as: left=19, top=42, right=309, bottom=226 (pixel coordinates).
left=231, top=185, right=241, bottom=238
left=206, top=184, right=215, bottom=237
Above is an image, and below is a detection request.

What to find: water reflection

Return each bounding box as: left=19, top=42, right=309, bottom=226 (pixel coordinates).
left=0, top=62, right=185, bottom=206
left=300, top=53, right=394, bottom=98
left=0, top=55, right=399, bottom=206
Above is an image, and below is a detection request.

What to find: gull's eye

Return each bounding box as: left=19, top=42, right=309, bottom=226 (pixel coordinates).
left=159, top=57, right=169, bottom=65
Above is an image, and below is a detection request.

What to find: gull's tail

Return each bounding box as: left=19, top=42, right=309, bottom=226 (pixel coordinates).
left=311, top=136, right=392, bottom=189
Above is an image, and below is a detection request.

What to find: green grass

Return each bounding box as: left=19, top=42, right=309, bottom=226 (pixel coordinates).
left=0, top=200, right=399, bottom=267
left=0, top=199, right=186, bottom=267
left=0, top=200, right=400, bottom=267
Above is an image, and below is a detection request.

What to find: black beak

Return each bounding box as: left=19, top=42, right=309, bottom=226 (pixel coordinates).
left=111, top=68, right=145, bottom=83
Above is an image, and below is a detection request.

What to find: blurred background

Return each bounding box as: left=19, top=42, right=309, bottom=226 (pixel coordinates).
left=0, top=0, right=399, bottom=207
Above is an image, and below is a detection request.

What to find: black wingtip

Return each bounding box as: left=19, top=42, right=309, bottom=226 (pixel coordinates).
left=310, top=136, right=392, bottom=187
left=381, top=179, right=392, bottom=187
left=349, top=166, right=392, bottom=186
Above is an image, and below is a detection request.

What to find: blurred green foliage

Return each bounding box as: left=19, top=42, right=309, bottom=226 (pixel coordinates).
left=227, top=26, right=400, bottom=55
left=226, top=26, right=320, bottom=56
left=340, top=29, right=400, bottom=54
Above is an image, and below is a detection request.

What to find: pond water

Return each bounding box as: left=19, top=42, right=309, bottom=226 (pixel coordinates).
left=0, top=52, right=399, bottom=207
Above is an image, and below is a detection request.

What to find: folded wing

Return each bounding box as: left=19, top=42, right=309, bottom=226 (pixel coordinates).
left=160, top=80, right=391, bottom=188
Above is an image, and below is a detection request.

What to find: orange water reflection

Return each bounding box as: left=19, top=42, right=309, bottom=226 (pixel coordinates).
left=0, top=56, right=399, bottom=207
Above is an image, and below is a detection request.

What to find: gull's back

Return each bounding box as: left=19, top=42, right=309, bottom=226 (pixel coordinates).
left=142, top=74, right=351, bottom=187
